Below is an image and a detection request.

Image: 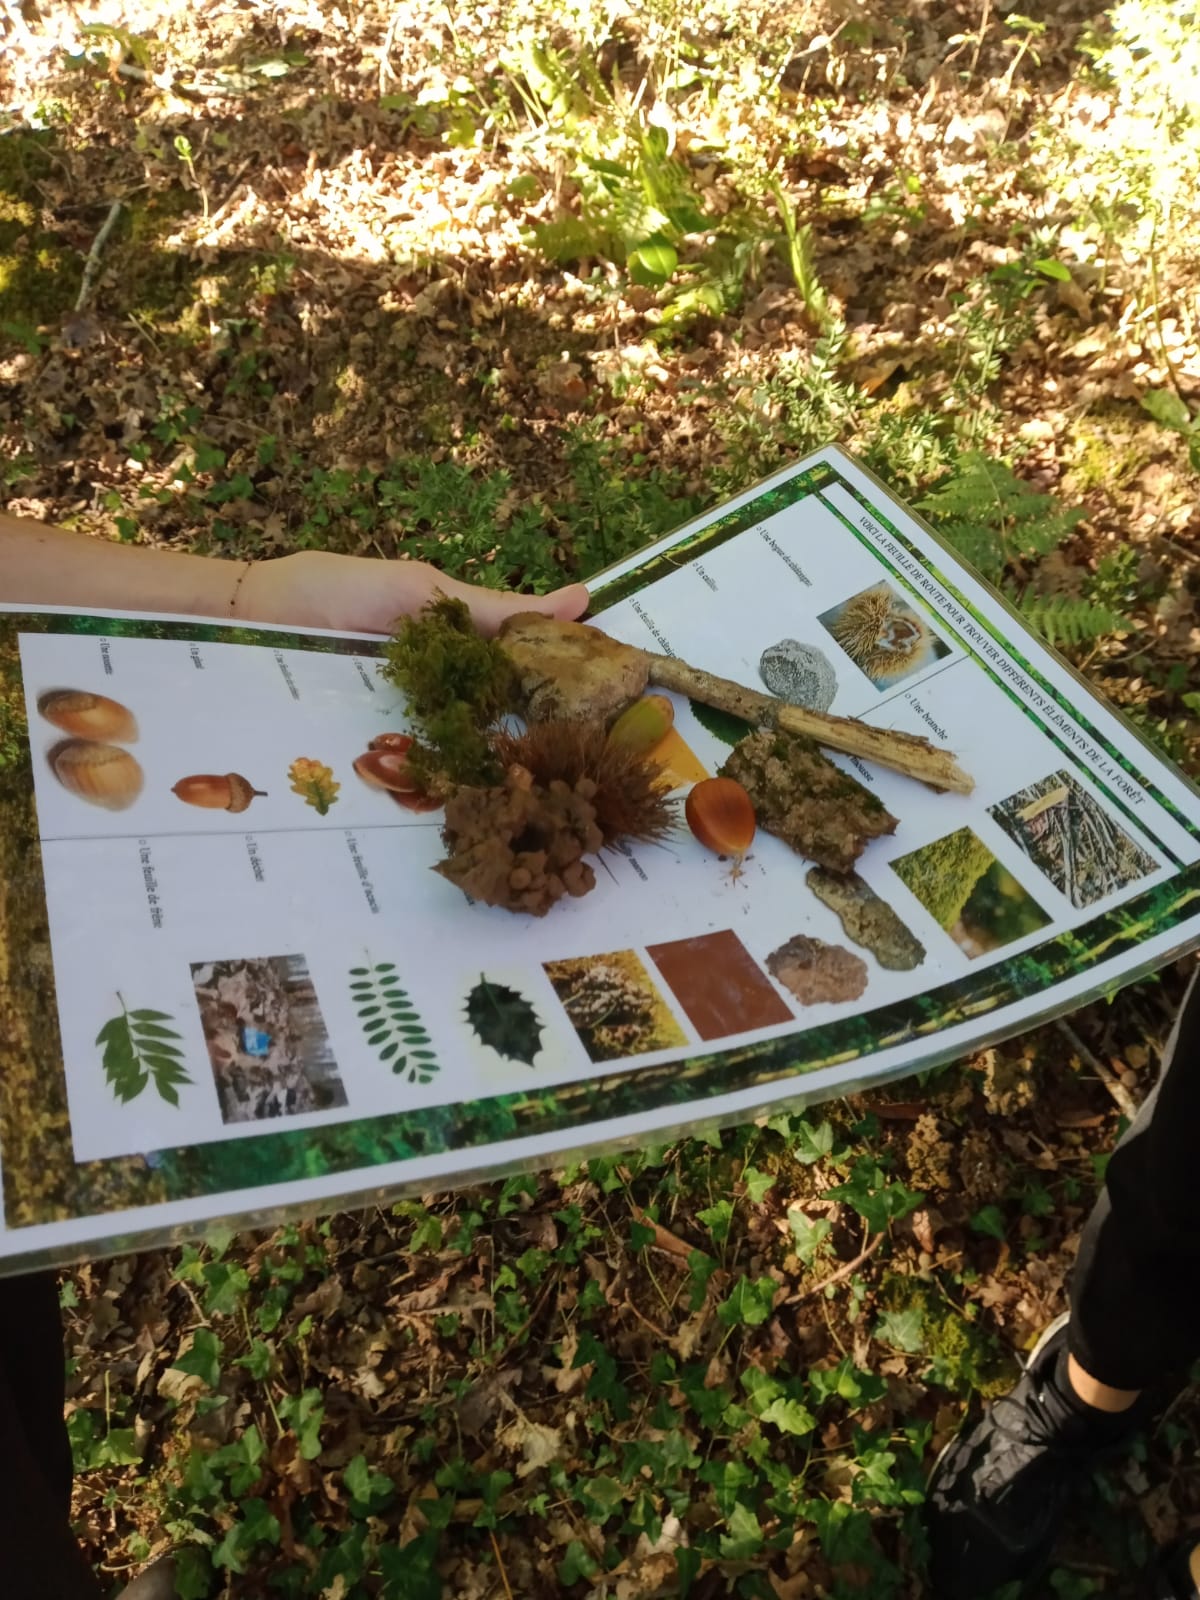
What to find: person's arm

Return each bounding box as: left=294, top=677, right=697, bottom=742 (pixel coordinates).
left=0, top=512, right=589, bottom=636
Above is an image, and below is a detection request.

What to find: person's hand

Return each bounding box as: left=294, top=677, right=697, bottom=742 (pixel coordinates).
left=237, top=551, right=589, bottom=637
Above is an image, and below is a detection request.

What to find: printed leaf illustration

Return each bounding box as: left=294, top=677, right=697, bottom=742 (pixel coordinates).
left=288, top=757, right=340, bottom=815
left=96, top=1000, right=192, bottom=1106
left=464, top=976, right=544, bottom=1066
left=349, top=961, right=439, bottom=1085
left=688, top=699, right=754, bottom=747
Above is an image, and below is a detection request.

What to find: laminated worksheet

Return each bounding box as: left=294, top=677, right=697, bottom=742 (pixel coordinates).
left=2, top=445, right=1198, bottom=1269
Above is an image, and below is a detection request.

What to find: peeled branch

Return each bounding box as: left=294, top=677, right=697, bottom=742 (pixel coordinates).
left=498, top=613, right=972, bottom=795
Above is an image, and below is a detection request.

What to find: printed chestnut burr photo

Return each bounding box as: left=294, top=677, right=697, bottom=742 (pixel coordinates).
left=172, top=773, right=267, bottom=813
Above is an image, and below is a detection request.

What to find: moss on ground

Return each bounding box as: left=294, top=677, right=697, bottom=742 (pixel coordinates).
left=107, top=185, right=203, bottom=321
left=0, top=130, right=77, bottom=325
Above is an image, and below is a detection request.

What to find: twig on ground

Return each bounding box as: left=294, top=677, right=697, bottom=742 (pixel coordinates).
left=622, top=1294, right=670, bottom=1341
left=75, top=200, right=123, bottom=313
left=489, top=1529, right=515, bottom=1600
left=1055, top=1018, right=1139, bottom=1121
left=791, top=1230, right=886, bottom=1304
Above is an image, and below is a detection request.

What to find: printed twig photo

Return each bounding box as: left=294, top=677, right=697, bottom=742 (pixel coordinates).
left=989, top=771, right=1156, bottom=908
left=544, top=950, right=686, bottom=1062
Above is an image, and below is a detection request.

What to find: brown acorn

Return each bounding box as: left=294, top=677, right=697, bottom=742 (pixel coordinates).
left=172, top=773, right=266, bottom=813
left=38, top=689, right=138, bottom=743
left=49, top=740, right=144, bottom=809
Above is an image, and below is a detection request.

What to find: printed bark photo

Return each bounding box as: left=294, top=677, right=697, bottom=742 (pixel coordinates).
left=191, top=955, right=347, bottom=1124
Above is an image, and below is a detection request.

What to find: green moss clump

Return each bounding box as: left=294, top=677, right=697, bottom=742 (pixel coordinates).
left=109, top=187, right=201, bottom=320
left=892, top=827, right=994, bottom=930
left=0, top=131, right=77, bottom=326
left=877, top=1275, right=1017, bottom=1398
left=381, top=597, right=519, bottom=785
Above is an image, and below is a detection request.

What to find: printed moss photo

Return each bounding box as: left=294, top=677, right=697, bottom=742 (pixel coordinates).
left=544, top=950, right=687, bottom=1063
left=890, top=827, right=1051, bottom=959
left=818, top=581, right=950, bottom=690
left=191, top=955, right=347, bottom=1124
left=989, top=770, right=1157, bottom=908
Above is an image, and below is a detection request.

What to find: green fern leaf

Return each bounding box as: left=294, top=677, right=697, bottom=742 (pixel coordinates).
left=1018, top=592, right=1132, bottom=648
left=918, top=452, right=1085, bottom=582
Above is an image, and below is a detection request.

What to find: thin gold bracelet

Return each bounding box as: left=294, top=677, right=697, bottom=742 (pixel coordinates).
left=228, top=559, right=254, bottom=616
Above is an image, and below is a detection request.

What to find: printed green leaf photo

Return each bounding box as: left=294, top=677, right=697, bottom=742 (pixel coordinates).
left=349, top=961, right=440, bottom=1085
left=464, top=976, right=545, bottom=1066
left=96, top=999, right=192, bottom=1107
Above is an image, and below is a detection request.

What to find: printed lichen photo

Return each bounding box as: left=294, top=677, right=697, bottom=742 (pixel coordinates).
left=818, top=581, right=950, bottom=690
left=989, top=771, right=1157, bottom=908
left=190, top=955, right=347, bottom=1124
left=544, top=950, right=687, bottom=1063
left=890, top=826, right=1051, bottom=959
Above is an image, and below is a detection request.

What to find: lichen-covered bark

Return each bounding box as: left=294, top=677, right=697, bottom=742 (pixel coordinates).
left=722, top=729, right=898, bottom=872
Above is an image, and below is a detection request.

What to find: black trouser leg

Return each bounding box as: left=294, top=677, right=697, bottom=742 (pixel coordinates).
left=0, top=1270, right=103, bottom=1598
left=1068, top=969, right=1200, bottom=1391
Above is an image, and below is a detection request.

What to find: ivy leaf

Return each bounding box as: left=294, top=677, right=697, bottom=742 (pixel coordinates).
left=825, top=1157, right=923, bottom=1234
left=697, top=1199, right=734, bottom=1244
left=212, top=1499, right=281, bottom=1573
left=742, top=1165, right=776, bottom=1204
left=717, top=1274, right=778, bottom=1329
left=787, top=1208, right=832, bottom=1268
left=172, top=1328, right=224, bottom=1389
left=719, top=1501, right=764, bottom=1560
left=345, top=1452, right=394, bottom=1513
left=875, top=1306, right=926, bottom=1353
left=761, top=1395, right=817, bottom=1436
left=791, top=1118, right=836, bottom=1164
left=279, top=1388, right=324, bottom=1459
left=1141, top=388, right=1193, bottom=433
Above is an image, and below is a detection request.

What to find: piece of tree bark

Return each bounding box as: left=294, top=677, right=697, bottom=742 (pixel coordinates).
left=498, top=614, right=973, bottom=795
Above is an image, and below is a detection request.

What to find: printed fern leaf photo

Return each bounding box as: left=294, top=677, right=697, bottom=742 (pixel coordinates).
left=349, top=961, right=440, bottom=1085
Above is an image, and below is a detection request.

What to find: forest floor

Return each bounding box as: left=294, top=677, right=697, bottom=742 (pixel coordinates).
left=2, top=1, right=1200, bottom=1596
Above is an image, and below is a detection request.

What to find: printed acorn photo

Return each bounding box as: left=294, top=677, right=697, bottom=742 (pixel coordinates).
left=376, top=597, right=972, bottom=918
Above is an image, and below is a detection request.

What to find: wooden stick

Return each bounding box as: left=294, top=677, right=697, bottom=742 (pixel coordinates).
left=497, top=614, right=974, bottom=795
left=646, top=653, right=974, bottom=794
left=75, top=200, right=123, bottom=313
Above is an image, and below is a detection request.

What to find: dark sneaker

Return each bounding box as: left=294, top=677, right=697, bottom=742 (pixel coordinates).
left=117, top=1556, right=180, bottom=1599
left=926, top=1314, right=1143, bottom=1599
left=1147, top=1539, right=1200, bottom=1599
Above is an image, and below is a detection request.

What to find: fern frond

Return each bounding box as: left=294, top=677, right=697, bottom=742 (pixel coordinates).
left=1017, top=592, right=1132, bottom=648
left=918, top=452, right=1085, bottom=581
